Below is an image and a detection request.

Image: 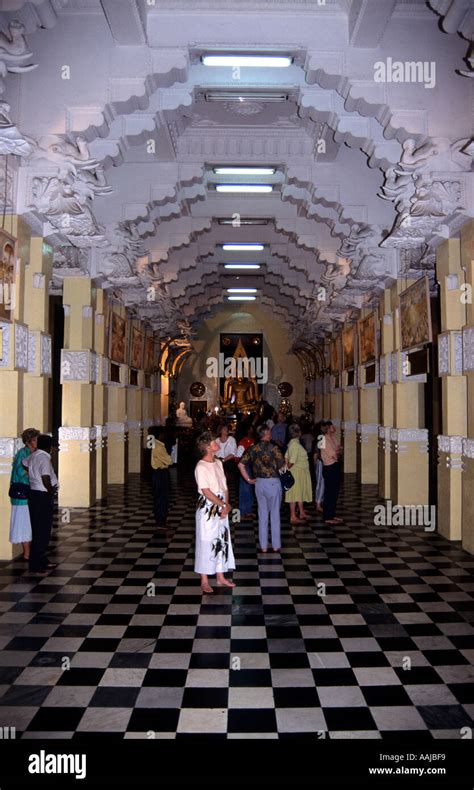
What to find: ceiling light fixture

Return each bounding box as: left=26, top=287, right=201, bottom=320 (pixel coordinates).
left=202, top=55, right=292, bottom=68
left=222, top=243, right=265, bottom=251
left=215, top=184, right=273, bottom=193
left=227, top=295, right=257, bottom=301
left=217, top=218, right=270, bottom=226
left=227, top=288, right=257, bottom=293
left=205, top=92, right=288, bottom=102
left=213, top=167, right=276, bottom=176
left=224, top=264, right=261, bottom=270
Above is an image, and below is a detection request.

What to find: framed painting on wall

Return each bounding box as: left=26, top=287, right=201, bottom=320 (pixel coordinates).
left=342, top=325, right=356, bottom=369
left=109, top=311, right=127, bottom=365
left=359, top=312, right=377, bottom=364
left=130, top=326, right=144, bottom=370
left=0, top=229, right=17, bottom=322
left=399, top=275, right=432, bottom=352
left=143, top=331, right=155, bottom=374
left=330, top=337, right=341, bottom=375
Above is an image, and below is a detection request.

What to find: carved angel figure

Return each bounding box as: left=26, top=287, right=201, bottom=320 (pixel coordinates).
left=0, top=100, right=35, bottom=156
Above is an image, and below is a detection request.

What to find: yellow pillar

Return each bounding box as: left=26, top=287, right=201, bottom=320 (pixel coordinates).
left=389, top=281, right=429, bottom=507
left=127, top=386, right=142, bottom=474
left=23, top=238, right=53, bottom=432
left=93, top=288, right=108, bottom=499
left=58, top=277, right=96, bottom=508
left=436, top=238, right=466, bottom=542
left=357, top=310, right=379, bottom=485
left=460, top=220, right=474, bottom=554
left=342, top=375, right=358, bottom=474
left=378, top=289, right=394, bottom=498
left=107, top=303, right=128, bottom=485
left=0, top=220, right=54, bottom=559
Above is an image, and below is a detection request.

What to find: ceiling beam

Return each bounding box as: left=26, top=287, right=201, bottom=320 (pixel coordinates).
left=100, top=0, right=146, bottom=45
left=348, top=0, right=397, bottom=47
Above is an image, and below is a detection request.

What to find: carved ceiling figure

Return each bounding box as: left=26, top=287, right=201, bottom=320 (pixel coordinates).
left=322, top=257, right=351, bottom=289
left=0, top=20, right=37, bottom=93
left=338, top=223, right=373, bottom=257
left=410, top=176, right=462, bottom=219
left=378, top=165, right=414, bottom=207
left=395, top=138, right=440, bottom=173
left=176, top=318, right=196, bottom=337
left=30, top=176, right=102, bottom=239
left=36, top=135, right=112, bottom=199
left=0, top=20, right=31, bottom=57
left=0, top=100, right=35, bottom=156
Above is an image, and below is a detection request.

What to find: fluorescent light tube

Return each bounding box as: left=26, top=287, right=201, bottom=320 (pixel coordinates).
left=205, top=92, right=288, bottom=102
left=215, top=184, right=273, bottom=193
left=224, top=264, right=261, bottom=270
left=214, top=167, right=276, bottom=176
left=227, top=295, right=257, bottom=301
left=217, top=218, right=270, bottom=226
left=222, top=244, right=264, bottom=251
left=227, top=288, right=257, bottom=293
left=202, top=55, right=292, bottom=68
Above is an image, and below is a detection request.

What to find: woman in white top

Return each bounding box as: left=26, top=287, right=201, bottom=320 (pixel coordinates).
left=195, top=432, right=236, bottom=594
left=215, top=423, right=238, bottom=483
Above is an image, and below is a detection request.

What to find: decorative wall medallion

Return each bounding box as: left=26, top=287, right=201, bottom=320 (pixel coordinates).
left=41, top=334, right=52, bottom=376
left=0, top=323, right=11, bottom=368
left=438, top=435, right=464, bottom=455
left=454, top=331, right=463, bottom=374
left=90, top=351, right=100, bottom=384
left=60, top=350, right=90, bottom=382
left=14, top=322, right=28, bottom=370
left=462, top=326, right=474, bottom=372
left=463, top=438, right=474, bottom=459
left=438, top=333, right=449, bottom=376
left=379, top=354, right=385, bottom=385
left=28, top=330, right=37, bottom=374
left=190, top=381, right=205, bottom=397
left=278, top=382, right=293, bottom=397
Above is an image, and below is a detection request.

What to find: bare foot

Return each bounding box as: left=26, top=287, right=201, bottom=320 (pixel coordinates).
left=201, top=583, right=213, bottom=594
left=216, top=577, right=236, bottom=587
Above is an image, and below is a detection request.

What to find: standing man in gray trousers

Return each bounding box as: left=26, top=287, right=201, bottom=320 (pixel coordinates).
left=238, top=424, right=285, bottom=553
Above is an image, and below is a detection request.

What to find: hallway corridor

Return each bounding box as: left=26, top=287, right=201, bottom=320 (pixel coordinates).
left=0, top=471, right=473, bottom=740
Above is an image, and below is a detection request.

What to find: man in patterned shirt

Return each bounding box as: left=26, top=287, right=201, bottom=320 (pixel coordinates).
left=238, top=424, right=285, bottom=553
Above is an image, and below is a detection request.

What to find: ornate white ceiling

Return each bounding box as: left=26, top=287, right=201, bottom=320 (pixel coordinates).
left=0, top=0, right=473, bottom=340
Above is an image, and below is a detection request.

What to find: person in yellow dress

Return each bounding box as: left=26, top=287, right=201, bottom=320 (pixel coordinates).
left=284, top=424, right=313, bottom=524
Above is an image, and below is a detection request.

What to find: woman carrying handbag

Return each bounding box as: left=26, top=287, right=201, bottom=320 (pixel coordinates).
left=9, top=428, right=40, bottom=560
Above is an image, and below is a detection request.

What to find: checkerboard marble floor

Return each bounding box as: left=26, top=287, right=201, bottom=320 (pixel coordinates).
left=0, top=469, right=473, bottom=739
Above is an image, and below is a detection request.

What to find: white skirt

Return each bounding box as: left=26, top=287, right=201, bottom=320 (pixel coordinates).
left=9, top=504, right=32, bottom=544
left=195, top=492, right=236, bottom=575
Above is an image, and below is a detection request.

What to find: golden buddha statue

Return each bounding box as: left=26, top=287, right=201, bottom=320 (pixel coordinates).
left=220, top=337, right=261, bottom=413
left=222, top=375, right=259, bottom=410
